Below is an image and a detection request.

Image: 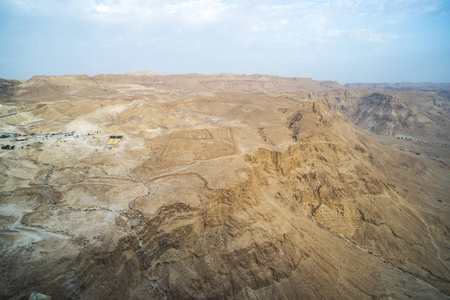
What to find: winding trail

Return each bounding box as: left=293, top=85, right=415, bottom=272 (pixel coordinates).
left=65, top=247, right=88, bottom=300
left=147, top=172, right=213, bottom=190
left=413, top=207, right=448, bottom=268
left=40, top=163, right=56, bottom=205
left=122, top=172, right=152, bottom=248
left=24, top=156, right=57, bottom=206
left=20, top=212, right=88, bottom=246
left=0, top=109, right=34, bottom=119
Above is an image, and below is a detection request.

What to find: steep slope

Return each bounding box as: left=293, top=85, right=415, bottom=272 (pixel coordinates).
left=351, top=91, right=449, bottom=143
left=308, top=89, right=450, bottom=147
left=0, top=78, right=22, bottom=99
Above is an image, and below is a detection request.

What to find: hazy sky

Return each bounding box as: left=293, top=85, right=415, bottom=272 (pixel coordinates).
left=0, top=0, right=449, bottom=83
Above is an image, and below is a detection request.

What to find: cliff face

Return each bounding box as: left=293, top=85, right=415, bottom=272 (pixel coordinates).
left=308, top=89, right=450, bottom=146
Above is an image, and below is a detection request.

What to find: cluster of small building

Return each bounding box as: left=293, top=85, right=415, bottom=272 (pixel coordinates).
left=0, top=130, right=124, bottom=151
left=1, top=131, right=78, bottom=141
left=104, top=136, right=123, bottom=149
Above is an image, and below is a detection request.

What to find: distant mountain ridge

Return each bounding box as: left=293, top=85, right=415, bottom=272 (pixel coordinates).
left=3, top=73, right=450, bottom=101
left=122, top=70, right=159, bottom=76
left=1, top=72, right=344, bottom=100
left=345, top=82, right=450, bottom=91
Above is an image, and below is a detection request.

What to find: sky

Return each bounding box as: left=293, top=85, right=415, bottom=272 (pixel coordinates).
left=0, top=0, right=449, bottom=83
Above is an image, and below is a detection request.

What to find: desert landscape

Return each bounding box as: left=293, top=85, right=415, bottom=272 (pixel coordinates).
left=0, top=72, right=449, bottom=299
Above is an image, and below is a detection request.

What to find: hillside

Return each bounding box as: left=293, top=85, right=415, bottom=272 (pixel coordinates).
left=0, top=78, right=22, bottom=99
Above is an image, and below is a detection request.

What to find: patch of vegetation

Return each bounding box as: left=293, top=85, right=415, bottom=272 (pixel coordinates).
left=1, top=145, right=15, bottom=150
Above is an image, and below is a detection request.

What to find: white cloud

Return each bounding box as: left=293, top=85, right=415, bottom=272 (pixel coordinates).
left=85, top=0, right=237, bottom=26
left=167, top=0, right=233, bottom=24
left=5, top=0, right=445, bottom=43
left=94, top=4, right=111, bottom=14
left=6, top=0, right=237, bottom=26
left=349, top=29, right=400, bottom=43
left=326, top=29, right=400, bottom=43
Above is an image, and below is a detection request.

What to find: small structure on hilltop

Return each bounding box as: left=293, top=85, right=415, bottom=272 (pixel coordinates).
left=104, top=136, right=123, bottom=149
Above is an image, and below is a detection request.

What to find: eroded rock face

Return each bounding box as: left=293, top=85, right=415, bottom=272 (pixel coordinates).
left=0, top=74, right=449, bottom=299
left=0, top=78, right=22, bottom=99
left=312, top=89, right=450, bottom=145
